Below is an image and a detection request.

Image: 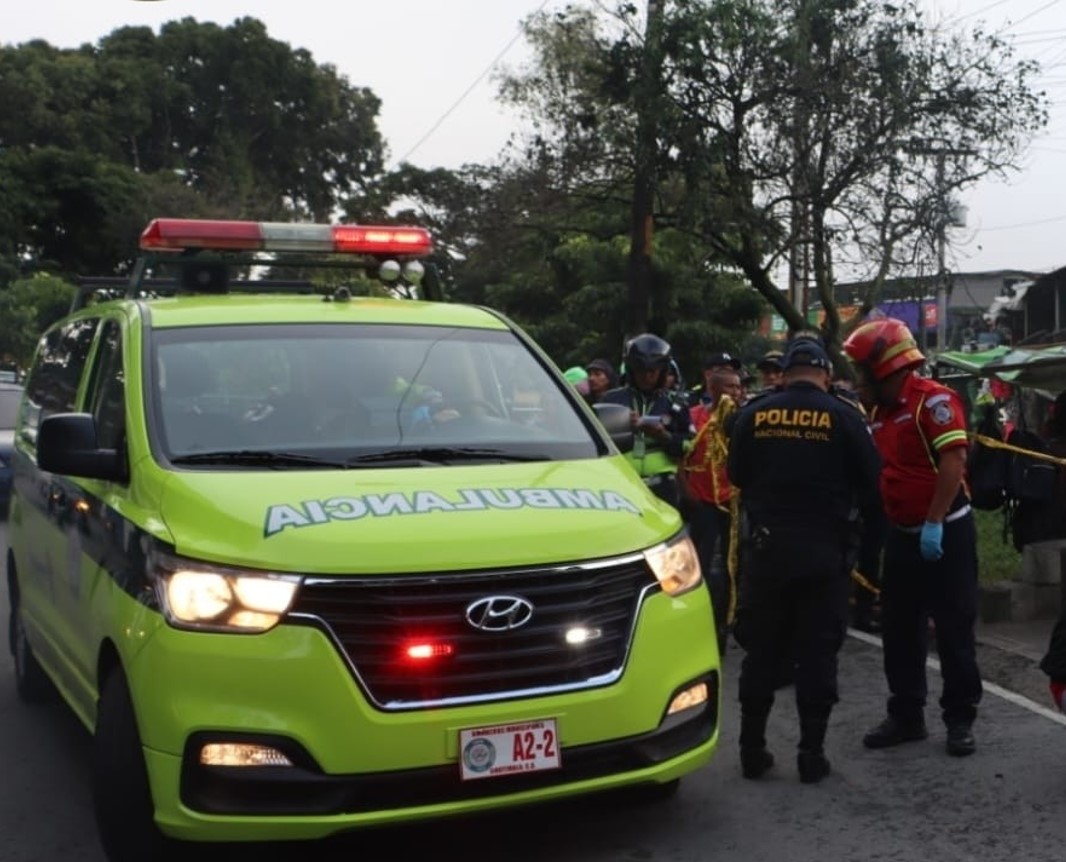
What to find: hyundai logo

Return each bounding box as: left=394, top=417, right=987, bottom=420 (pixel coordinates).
left=464, top=595, right=534, bottom=632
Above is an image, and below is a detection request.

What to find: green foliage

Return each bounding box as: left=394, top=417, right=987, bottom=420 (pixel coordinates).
left=0, top=275, right=76, bottom=368
left=975, top=508, right=1021, bottom=585
left=497, top=0, right=1047, bottom=351
left=0, top=18, right=386, bottom=279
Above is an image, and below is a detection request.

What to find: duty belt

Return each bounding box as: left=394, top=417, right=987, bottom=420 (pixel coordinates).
left=892, top=503, right=972, bottom=534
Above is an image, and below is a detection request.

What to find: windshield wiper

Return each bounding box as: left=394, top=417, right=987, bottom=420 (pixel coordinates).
left=170, top=450, right=345, bottom=468
left=344, top=447, right=546, bottom=466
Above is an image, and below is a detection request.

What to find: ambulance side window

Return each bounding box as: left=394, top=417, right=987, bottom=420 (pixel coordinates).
left=84, top=320, right=125, bottom=451
left=24, top=318, right=99, bottom=435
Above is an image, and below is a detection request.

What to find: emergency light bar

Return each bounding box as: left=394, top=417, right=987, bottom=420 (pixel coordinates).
left=139, top=219, right=433, bottom=257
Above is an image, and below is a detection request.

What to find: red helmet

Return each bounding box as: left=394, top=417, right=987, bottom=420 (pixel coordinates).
left=842, top=318, right=924, bottom=381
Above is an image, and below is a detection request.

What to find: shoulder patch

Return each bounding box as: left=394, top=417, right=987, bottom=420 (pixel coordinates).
left=925, top=392, right=952, bottom=408
left=929, top=400, right=955, bottom=426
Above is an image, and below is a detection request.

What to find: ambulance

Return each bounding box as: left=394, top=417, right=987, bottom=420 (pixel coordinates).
left=5, top=219, right=720, bottom=861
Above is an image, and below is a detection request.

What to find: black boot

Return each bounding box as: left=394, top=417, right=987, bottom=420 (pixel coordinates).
left=739, top=706, right=774, bottom=780
left=946, top=723, right=976, bottom=757
left=797, top=751, right=831, bottom=783
left=862, top=715, right=928, bottom=749
left=797, top=714, right=830, bottom=784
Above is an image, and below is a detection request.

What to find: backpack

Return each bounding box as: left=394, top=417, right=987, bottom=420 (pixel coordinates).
left=966, top=406, right=1011, bottom=511
left=1006, top=427, right=1059, bottom=504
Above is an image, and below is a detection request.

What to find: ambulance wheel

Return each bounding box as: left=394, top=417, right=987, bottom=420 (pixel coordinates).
left=10, top=589, right=50, bottom=703
left=94, top=668, right=174, bottom=862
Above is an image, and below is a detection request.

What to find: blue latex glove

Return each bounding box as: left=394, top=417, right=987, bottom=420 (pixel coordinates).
left=919, top=521, right=944, bottom=561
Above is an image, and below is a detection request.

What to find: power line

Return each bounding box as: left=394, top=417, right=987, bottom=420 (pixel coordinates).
left=393, top=0, right=551, bottom=167
left=980, top=212, right=1066, bottom=232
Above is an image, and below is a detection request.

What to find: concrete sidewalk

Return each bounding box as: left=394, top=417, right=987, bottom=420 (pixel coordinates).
left=976, top=617, right=1055, bottom=663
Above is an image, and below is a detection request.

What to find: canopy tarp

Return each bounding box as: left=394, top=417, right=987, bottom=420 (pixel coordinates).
left=977, top=345, right=1066, bottom=392
left=935, top=346, right=1011, bottom=375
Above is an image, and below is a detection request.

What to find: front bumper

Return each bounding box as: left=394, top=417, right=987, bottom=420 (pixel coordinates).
left=127, top=587, right=720, bottom=842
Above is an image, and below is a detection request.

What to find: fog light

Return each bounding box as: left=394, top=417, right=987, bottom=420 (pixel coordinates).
left=200, top=743, right=293, bottom=767
left=666, top=682, right=708, bottom=716
left=565, top=626, right=602, bottom=645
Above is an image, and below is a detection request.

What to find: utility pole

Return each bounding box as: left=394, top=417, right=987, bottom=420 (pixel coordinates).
left=935, top=152, right=948, bottom=351
left=907, top=141, right=973, bottom=351
left=627, top=0, right=664, bottom=336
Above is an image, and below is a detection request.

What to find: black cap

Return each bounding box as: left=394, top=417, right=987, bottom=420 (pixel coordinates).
left=703, top=351, right=741, bottom=370
left=756, top=350, right=784, bottom=370
left=585, top=358, right=615, bottom=376
left=782, top=340, right=832, bottom=371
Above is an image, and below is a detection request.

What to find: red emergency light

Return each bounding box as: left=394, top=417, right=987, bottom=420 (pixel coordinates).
left=403, top=642, right=455, bottom=662
left=139, top=219, right=433, bottom=257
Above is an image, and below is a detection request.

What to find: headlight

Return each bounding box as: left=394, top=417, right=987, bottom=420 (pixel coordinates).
left=644, top=534, right=702, bottom=597
left=150, top=549, right=300, bottom=633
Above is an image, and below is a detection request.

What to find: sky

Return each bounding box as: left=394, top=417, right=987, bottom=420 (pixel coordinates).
left=5, top=0, right=1066, bottom=278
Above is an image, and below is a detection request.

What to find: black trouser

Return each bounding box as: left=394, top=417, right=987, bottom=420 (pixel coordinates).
left=645, top=473, right=679, bottom=509
left=735, top=526, right=850, bottom=725
left=882, top=513, right=982, bottom=727
left=688, top=500, right=732, bottom=641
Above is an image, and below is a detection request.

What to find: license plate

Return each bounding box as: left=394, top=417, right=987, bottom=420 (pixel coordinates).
left=459, top=718, right=561, bottom=781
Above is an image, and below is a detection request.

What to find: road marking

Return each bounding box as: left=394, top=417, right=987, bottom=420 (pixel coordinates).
left=848, top=627, right=1066, bottom=728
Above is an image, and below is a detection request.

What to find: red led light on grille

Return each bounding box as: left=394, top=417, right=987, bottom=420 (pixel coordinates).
left=404, top=642, right=455, bottom=661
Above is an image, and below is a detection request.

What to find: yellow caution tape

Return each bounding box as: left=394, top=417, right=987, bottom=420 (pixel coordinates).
left=851, top=568, right=880, bottom=597
left=969, top=432, right=1066, bottom=467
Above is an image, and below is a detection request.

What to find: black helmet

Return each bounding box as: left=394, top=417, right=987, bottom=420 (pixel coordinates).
left=625, top=333, right=672, bottom=374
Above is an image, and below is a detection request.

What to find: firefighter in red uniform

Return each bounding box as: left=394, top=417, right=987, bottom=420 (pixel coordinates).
left=843, top=318, right=982, bottom=757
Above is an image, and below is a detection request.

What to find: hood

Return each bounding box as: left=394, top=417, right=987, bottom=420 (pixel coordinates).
left=158, top=457, right=679, bottom=574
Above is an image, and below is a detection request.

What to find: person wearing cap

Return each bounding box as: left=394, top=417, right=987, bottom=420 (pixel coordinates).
left=689, top=351, right=742, bottom=408
left=584, top=358, right=617, bottom=405
left=843, top=317, right=982, bottom=758
left=756, top=351, right=785, bottom=392
left=726, top=336, right=882, bottom=784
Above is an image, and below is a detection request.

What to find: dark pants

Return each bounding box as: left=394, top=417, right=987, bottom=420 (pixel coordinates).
left=688, top=500, right=732, bottom=643
left=881, top=514, right=982, bottom=727
left=735, top=526, right=850, bottom=724
left=646, top=473, right=679, bottom=510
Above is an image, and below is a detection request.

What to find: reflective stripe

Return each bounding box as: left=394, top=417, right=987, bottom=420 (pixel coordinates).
left=624, top=447, right=676, bottom=478
left=931, top=429, right=968, bottom=450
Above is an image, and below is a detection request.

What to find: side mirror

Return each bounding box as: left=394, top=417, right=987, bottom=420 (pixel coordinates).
left=592, top=402, right=634, bottom=453
left=37, top=413, right=123, bottom=481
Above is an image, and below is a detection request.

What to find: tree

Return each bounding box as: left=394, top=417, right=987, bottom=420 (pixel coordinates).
left=0, top=275, right=76, bottom=368
left=495, top=0, right=1046, bottom=361
left=486, top=6, right=763, bottom=373
left=0, top=18, right=388, bottom=279
left=660, top=0, right=1046, bottom=348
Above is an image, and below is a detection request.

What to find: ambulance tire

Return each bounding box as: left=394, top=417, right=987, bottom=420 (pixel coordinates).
left=94, top=668, right=175, bottom=862
left=9, top=578, right=51, bottom=704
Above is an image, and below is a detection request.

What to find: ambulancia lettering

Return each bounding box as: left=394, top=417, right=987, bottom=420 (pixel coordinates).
left=263, top=487, right=642, bottom=536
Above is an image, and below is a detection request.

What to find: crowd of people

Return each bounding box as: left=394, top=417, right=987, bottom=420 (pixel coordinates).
left=566, top=318, right=1044, bottom=784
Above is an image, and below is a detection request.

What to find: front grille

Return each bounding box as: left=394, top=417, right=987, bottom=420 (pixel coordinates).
left=288, top=556, right=658, bottom=709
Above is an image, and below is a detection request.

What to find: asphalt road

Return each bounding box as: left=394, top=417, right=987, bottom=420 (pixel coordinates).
left=2, top=520, right=1065, bottom=862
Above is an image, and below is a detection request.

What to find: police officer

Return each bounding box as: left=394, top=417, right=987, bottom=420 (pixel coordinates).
left=843, top=317, right=982, bottom=757
left=727, top=336, right=882, bottom=783
left=601, top=334, right=692, bottom=508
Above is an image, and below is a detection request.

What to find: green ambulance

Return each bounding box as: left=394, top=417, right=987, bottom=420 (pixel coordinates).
left=5, top=219, right=720, bottom=861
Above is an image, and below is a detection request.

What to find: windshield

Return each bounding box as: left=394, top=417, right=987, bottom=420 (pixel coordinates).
left=0, top=388, right=22, bottom=429
left=149, top=323, right=601, bottom=465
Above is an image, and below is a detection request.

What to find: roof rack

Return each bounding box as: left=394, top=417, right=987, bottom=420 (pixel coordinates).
left=71, top=274, right=318, bottom=314
left=69, top=218, right=441, bottom=312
